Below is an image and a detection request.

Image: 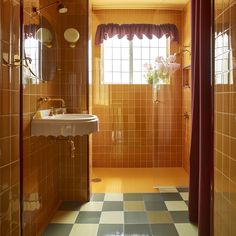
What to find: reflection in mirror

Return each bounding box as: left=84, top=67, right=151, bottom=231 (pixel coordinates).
left=24, top=17, right=58, bottom=84
left=36, top=27, right=53, bottom=48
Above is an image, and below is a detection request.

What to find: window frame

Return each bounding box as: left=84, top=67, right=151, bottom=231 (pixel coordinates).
left=101, top=35, right=170, bottom=85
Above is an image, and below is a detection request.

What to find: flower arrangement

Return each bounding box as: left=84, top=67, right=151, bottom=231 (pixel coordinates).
left=144, top=54, right=180, bottom=87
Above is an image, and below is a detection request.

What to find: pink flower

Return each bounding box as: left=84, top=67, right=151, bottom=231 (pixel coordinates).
left=144, top=63, right=153, bottom=71
left=155, top=56, right=164, bottom=63
left=167, top=54, right=176, bottom=63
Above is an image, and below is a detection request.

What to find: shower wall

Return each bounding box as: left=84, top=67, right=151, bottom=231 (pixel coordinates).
left=91, top=10, right=183, bottom=168
left=0, top=0, right=21, bottom=235
left=214, top=0, right=236, bottom=235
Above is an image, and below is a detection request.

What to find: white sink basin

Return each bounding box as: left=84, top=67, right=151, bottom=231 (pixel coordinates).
left=31, top=110, right=99, bottom=137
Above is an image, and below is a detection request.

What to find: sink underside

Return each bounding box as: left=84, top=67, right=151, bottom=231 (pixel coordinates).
left=31, top=111, right=99, bottom=137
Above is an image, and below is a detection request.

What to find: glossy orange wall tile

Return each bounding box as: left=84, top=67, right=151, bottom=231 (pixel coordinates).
left=23, top=1, right=62, bottom=235
left=214, top=0, right=236, bottom=235
left=59, top=0, right=89, bottom=202
left=91, top=9, right=184, bottom=168
left=0, top=0, right=21, bottom=235
left=22, top=0, right=90, bottom=234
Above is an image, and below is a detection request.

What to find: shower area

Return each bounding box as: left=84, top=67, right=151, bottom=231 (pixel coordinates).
left=90, top=8, right=191, bottom=193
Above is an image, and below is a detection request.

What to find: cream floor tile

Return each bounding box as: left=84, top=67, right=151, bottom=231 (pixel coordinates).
left=100, top=211, right=124, bottom=224
left=50, top=211, right=78, bottom=224
left=69, top=224, right=99, bottom=236
left=175, top=223, right=198, bottom=236
left=104, top=193, right=123, bottom=201
left=79, top=202, right=103, bottom=212
left=180, top=192, right=189, bottom=201
left=124, top=201, right=145, bottom=211
left=165, top=201, right=188, bottom=211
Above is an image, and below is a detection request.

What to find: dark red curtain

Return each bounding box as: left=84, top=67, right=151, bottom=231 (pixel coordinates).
left=189, top=0, right=213, bottom=236
left=95, top=23, right=179, bottom=45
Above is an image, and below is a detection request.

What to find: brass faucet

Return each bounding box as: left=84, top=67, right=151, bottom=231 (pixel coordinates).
left=39, top=97, right=65, bottom=108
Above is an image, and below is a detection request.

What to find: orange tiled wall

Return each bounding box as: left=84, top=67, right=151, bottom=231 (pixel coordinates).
left=22, top=0, right=90, bottom=234
left=59, top=0, right=89, bottom=202
left=91, top=10, right=184, bottom=168
left=0, top=0, right=21, bottom=235
left=22, top=1, right=62, bottom=235
left=182, top=1, right=191, bottom=174
left=214, top=0, right=236, bottom=235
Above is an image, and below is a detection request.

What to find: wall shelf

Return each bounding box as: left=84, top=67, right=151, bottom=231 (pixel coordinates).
left=182, top=65, right=191, bottom=88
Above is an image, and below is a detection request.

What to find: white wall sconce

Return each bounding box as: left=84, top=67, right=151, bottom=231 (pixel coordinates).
left=64, top=28, right=80, bottom=48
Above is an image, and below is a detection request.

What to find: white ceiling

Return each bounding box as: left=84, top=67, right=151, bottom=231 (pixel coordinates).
left=91, top=0, right=189, bottom=10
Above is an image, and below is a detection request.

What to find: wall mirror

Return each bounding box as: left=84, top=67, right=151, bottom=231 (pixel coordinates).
left=24, top=16, right=58, bottom=83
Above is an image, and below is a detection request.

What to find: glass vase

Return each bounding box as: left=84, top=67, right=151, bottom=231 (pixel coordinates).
left=152, top=78, right=160, bottom=103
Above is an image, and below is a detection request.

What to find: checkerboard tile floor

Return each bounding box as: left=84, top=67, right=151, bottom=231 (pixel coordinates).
left=43, top=187, right=198, bottom=236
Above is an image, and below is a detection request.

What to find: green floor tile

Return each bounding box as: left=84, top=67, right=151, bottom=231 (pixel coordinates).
left=124, top=224, right=152, bottom=236
left=97, top=224, right=124, bottom=236
left=125, top=212, right=148, bottom=224
left=142, top=193, right=163, bottom=202
left=102, top=201, right=124, bottom=211
left=170, top=211, right=190, bottom=223
left=123, top=193, right=143, bottom=201
left=75, top=211, right=101, bottom=224
left=145, top=201, right=167, bottom=211
left=91, top=193, right=105, bottom=201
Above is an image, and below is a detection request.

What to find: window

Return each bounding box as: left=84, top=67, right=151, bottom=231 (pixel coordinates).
left=102, top=35, right=170, bottom=84
left=215, top=32, right=233, bottom=84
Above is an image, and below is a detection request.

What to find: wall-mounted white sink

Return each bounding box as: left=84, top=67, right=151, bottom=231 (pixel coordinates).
left=31, top=110, right=99, bottom=137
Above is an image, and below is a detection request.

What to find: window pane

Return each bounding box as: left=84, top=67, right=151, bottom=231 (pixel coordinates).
left=102, top=35, right=170, bottom=85
left=142, top=48, right=150, bottom=59
left=133, top=36, right=141, bottom=47
left=121, top=37, right=129, bottom=47
left=159, top=36, right=167, bottom=47
left=133, top=72, right=142, bottom=84
left=141, top=35, right=150, bottom=47
left=133, top=60, right=142, bottom=72
left=133, top=48, right=141, bottom=59
left=113, top=72, right=121, bottom=83
left=104, top=38, right=112, bottom=47
left=121, top=73, right=129, bottom=84
left=113, top=48, right=121, bottom=59
left=112, top=36, right=121, bottom=47
left=122, top=60, right=129, bottom=72
left=104, top=47, right=112, bottom=59
left=113, top=60, right=121, bottom=72
left=159, top=48, right=167, bottom=58
left=104, top=72, right=112, bottom=83
left=150, top=36, right=159, bottom=47
left=104, top=60, right=112, bottom=72
left=150, top=48, right=159, bottom=60
left=122, top=48, right=129, bottom=59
